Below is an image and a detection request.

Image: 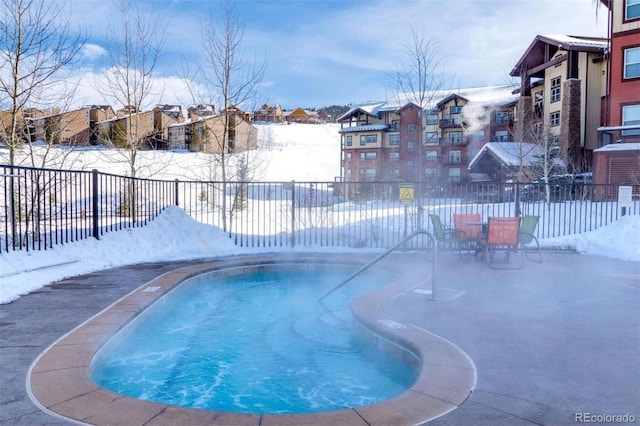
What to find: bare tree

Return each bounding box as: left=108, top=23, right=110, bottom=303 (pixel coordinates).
left=0, top=0, right=86, bottom=246
left=393, top=27, right=449, bottom=229
left=193, top=0, right=266, bottom=232
left=0, top=0, right=85, bottom=165
left=97, top=0, right=164, bottom=179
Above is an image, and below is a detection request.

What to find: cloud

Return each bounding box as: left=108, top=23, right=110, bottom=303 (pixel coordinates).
left=81, top=43, right=107, bottom=60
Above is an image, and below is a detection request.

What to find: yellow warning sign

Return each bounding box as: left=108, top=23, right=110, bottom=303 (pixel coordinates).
left=399, top=183, right=414, bottom=204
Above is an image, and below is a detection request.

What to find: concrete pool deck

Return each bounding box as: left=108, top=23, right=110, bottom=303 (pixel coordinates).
left=1, top=251, right=639, bottom=425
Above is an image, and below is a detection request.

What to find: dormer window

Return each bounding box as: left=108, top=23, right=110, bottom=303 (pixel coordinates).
left=450, top=106, right=462, bottom=115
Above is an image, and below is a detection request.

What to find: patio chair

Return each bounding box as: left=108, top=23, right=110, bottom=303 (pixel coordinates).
left=429, top=214, right=463, bottom=251
left=453, top=213, right=483, bottom=257
left=519, top=215, right=542, bottom=262
left=481, top=217, right=523, bottom=269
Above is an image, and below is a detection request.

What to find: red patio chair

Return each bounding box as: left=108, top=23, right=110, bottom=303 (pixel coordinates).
left=482, top=217, right=523, bottom=269
left=453, top=213, right=483, bottom=256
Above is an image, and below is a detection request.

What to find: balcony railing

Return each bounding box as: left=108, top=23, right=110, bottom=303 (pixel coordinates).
left=439, top=118, right=465, bottom=128
left=443, top=135, right=470, bottom=146
left=439, top=155, right=468, bottom=165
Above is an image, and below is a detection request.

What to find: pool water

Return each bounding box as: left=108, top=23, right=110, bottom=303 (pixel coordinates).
left=90, top=264, right=418, bottom=414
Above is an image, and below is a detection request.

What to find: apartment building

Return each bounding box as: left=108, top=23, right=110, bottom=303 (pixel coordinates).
left=510, top=34, right=609, bottom=171
left=168, top=113, right=258, bottom=154
left=96, top=110, right=155, bottom=148
left=594, top=0, right=640, bottom=187
left=338, top=85, right=517, bottom=185
left=32, top=107, right=92, bottom=146
left=153, top=105, right=184, bottom=148
left=286, top=107, right=324, bottom=124
left=338, top=101, right=411, bottom=182
left=0, top=107, right=41, bottom=145
left=253, top=104, right=285, bottom=123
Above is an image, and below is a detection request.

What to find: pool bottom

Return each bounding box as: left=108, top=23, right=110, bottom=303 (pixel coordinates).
left=27, top=254, right=476, bottom=426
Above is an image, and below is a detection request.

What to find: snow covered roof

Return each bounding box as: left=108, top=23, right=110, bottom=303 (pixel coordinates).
left=338, top=124, right=388, bottom=133
left=339, top=85, right=518, bottom=121
left=511, top=34, right=608, bottom=77
left=167, top=115, right=215, bottom=127
left=594, top=143, right=640, bottom=152
left=539, top=34, right=609, bottom=51
left=468, top=142, right=565, bottom=170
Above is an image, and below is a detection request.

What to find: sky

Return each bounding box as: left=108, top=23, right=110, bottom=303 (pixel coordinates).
left=1, top=122, right=639, bottom=305
left=52, top=0, right=609, bottom=110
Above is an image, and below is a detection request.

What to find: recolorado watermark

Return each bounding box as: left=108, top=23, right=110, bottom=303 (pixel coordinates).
left=575, top=413, right=636, bottom=423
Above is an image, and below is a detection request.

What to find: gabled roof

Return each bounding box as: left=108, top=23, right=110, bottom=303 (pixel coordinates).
left=468, top=142, right=565, bottom=170
left=339, top=85, right=518, bottom=121
left=510, top=34, right=608, bottom=77
left=436, top=94, right=468, bottom=109
left=336, top=102, right=386, bottom=121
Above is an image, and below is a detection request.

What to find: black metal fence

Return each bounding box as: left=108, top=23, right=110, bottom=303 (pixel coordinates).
left=1, top=165, right=175, bottom=252
left=1, top=164, right=639, bottom=253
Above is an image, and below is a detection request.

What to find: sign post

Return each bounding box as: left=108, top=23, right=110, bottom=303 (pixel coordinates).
left=399, top=184, right=414, bottom=238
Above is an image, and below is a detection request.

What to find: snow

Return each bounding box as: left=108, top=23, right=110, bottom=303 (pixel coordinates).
left=1, top=123, right=639, bottom=304
left=594, top=143, right=640, bottom=152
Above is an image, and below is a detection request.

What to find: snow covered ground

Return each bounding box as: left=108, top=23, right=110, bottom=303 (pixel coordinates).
left=1, top=123, right=639, bottom=304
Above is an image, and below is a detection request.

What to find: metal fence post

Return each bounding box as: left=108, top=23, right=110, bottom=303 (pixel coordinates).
left=92, top=169, right=99, bottom=240
left=290, top=180, right=295, bottom=247
left=174, top=179, right=179, bottom=206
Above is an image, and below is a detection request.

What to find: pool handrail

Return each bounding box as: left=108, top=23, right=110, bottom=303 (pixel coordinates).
left=318, top=229, right=438, bottom=303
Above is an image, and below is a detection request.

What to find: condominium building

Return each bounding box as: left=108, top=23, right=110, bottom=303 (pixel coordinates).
left=337, top=85, right=517, bottom=185
left=510, top=34, right=609, bottom=171
left=594, top=0, right=640, bottom=187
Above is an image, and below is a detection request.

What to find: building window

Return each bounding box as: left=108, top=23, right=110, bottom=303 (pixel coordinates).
left=407, top=141, right=414, bottom=152
left=360, top=135, right=366, bottom=146
left=389, top=152, right=400, bottom=161
left=366, top=135, right=377, bottom=144
left=627, top=0, right=640, bottom=20
left=449, top=131, right=462, bottom=144
left=407, top=160, right=414, bottom=171
left=448, top=168, right=461, bottom=183
left=346, top=152, right=352, bottom=162
left=407, top=123, right=415, bottom=134
left=359, top=168, right=376, bottom=177
left=389, top=134, right=400, bottom=145
left=425, top=132, right=438, bottom=144
left=622, top=104, right=640, bottom=136
left=550, top=77, right=561, bottom=102
left=473, top=129, right=485, bottom=141
left=389, top=169, right=400, bottom=176
left=346, top=135, right=352, bottom=146
left=425, top=151, right=437, bottom=161
left=624, top=47, right=640, bottom=79
left=360, top=152, right=377, bottom=160
left=534, top=91, right=544, bottom=118
left=495, top=111, right=509, bottom=124
left=449, top=150, right=462, bottom=163
left=426, top=114, right=438, bottom=125
left=550, top=111, right=561, bottom=126
left=495, top=130, right=509, bottom=142
left=450, top=105, right=462, bottom=115
left=346, top=169, right=352, bottom=178
left=425, top=167, right=437, bottom=178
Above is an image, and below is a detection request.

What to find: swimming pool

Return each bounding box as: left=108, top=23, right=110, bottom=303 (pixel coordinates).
left=28, top=254, right=477, bottom=425
left=90, top=264, right=418, bottom=413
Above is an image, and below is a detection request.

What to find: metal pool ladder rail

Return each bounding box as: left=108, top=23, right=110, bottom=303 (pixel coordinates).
left=319, top=230, right=438, bottom=303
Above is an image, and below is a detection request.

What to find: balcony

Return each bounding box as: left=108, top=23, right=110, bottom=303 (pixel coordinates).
left=439, top=155, right=468, bottom=165
left=440, top=136, right=469, bottom=146
left=439, top=117, right=465, bottom=128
